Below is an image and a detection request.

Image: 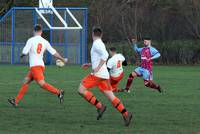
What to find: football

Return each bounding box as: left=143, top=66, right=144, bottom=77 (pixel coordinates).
left=56, top=59, right=65, bottom=67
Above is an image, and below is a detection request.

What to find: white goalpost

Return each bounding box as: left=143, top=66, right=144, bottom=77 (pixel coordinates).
left=37, top=0, right=82, bottom=30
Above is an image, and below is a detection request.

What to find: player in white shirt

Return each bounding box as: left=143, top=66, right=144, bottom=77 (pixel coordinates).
left=107, top=47, right=127, bottom=92
left=8, top=24, right=67, bottom=107
left=78, top=27, right=132, bottom=126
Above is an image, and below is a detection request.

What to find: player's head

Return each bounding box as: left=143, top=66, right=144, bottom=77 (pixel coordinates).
left=109, top=47, right=117, bottom=57
left=34, top=24, right=43, bottom=35
left=143, top=36, right=151, bottom=46
left=92, top=26, right=103, bottom=40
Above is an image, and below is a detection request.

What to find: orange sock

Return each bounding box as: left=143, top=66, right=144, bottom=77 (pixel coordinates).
left=112, top=97, right=129, bottom=117
left=15, top=84, right=29, bottom=104
left=42, top=83, right=60, bottom=95
left=83, top=91, right=102, bottom=109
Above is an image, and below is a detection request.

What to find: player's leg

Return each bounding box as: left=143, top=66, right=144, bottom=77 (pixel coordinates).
left=15, top=77, right=32, bottom=103
left=33, top=66, right=64, bottom=102
left=33, top=66, right=60, bottom=95
left=8, top=75, right=33, bottom=107
left=78, top=75, right=104, bottom=111
left=78, top=83, right=104, bottom=109
left=111, top=73, right=124, bottom=92
left=99, top=81, right=132, bottom=126
left=124, top=67, right=141, bottom=92
left=37, top=80, right=59, bottom=94
left=103, top=90, right=130, bottom=117
left=37, top=80, right=65, bottom=103
left=110, top=79, right=119, bottom=92
left=142, top=70, right=162, bottom=93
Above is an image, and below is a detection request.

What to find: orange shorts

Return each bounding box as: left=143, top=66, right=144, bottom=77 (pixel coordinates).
left=81, top=74, right=112, bottom=92
left=26, top=66, right=45, bottom=81
left=110, top=72, right=124, bottom=91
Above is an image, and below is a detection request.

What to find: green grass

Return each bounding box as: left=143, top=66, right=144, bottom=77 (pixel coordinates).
left=0, top=65, right=200, bottom=134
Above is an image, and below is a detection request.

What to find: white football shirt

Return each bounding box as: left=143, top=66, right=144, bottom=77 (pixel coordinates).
left=91, top=38, right=109, bottom=79
left=22, top=35, right=56, bottom=67
left=107, top=53, right=125, bottom=77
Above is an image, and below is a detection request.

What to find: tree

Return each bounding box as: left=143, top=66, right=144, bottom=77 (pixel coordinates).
left=0, top=0, right=14, bottom=17
left=178, top=0, right=200, bottom=39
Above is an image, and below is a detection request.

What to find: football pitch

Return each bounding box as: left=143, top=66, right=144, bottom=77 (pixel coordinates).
left=0, top=65, right=199, bottom=134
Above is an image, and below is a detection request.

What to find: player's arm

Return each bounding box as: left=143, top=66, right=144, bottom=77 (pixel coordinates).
left=150, top=47, right=161, bottom=60
left=21, top=39, right=32, bottom=58
left=151, top=53, right=160, bottom=60
left=122, top=60, right=128, bottom=66
left=133, top=44, right=142, bottom=53
left=93, top=45, right=109, bottom=73
left=46, top=42, right=67, bottom=63
left=121, top=54, right=128, bottom=66
left=107, top=59, right=113, bottom=73
left=93, top=59, right=107, bottom=73
left=20, top=54, right=26, bottom=58
left=132, top=39, right=142, bottom=53
left=53, top=52, right=68, bottom=63
left=82, top=63, right=92, bottom=70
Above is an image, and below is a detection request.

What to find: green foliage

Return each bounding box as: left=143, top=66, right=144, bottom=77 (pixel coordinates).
left=0, top=65, right=200, bottom=134
left=105, top=40, right=200, bottom=64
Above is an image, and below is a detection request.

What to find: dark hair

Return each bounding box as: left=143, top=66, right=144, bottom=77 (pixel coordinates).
left=92, top=26, right=103, bottom=37
left=109, top=47, right=117, bottom=52
left=34, top=24, right=42, bottom=32
left=143, top=36, right=151, bottom=40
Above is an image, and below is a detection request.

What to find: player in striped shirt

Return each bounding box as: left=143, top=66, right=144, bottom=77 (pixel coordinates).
left=124, top=37, right=162, bottom=93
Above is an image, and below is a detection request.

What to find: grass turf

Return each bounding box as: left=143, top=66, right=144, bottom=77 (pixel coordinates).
left=0, top=65, right=200, bottom=134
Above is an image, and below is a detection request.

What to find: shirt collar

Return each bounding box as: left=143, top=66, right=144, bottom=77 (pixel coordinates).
left=93, top=38, right=101, bottom=43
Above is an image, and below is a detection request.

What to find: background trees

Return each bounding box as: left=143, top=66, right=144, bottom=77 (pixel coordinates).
left=0, top=0, right=200, bottom=64
left=1, top=0, right=200, bottom=41
left=88, top=0, right=200, bottom=41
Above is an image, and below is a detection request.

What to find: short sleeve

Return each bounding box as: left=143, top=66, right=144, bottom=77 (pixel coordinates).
left=119, top=54, right=125, bottom=61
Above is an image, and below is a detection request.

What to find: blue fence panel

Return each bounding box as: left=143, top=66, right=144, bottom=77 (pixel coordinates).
left=0, top=7, right=88, bottom=65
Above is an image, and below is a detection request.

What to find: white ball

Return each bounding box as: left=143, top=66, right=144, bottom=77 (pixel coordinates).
left=56, top=59, right=65, bottom=67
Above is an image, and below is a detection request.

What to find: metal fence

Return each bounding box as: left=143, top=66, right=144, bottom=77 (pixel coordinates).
left=0, top=7, right=88, bottom=65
